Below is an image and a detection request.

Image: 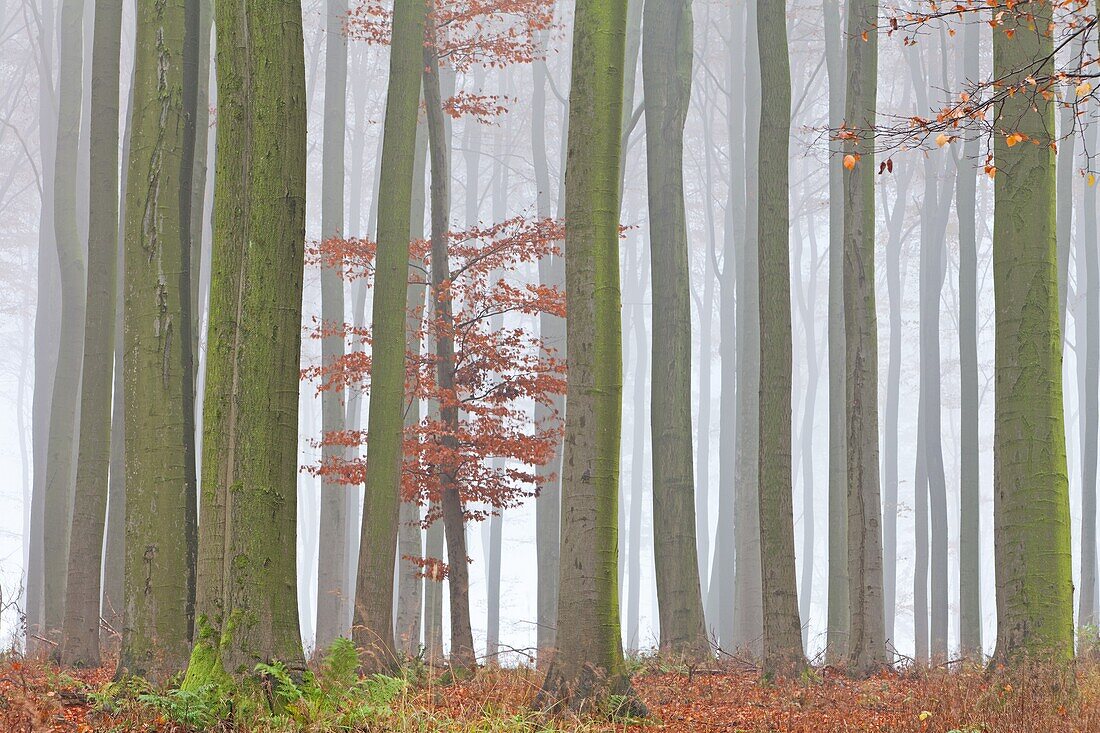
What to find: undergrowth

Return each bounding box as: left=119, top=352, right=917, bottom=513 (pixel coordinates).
left=5, top=644, right=1100, bottom=731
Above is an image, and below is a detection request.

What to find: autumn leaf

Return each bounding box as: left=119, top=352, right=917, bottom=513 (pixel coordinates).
left=936, top=133, right=950, bottom=147
left=843, top=153, right=858, bottom=170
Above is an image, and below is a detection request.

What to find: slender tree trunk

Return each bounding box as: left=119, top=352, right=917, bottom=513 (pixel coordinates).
left=906, top=42, right=952, bottom=662
left=1080, top=109, right=1099, bottom=630
left=118, top=0, right=199, bottom=682
left=536, top=0, right=642, bottom=713
left=695, top=51, right=719, bottom=610
left=625, top=247, right=648, bottom=653
left=348, top=0, right=427, bottom=675
left=189, top=0, right=213, bottom=372
left=733, top=0, right=763, bottom=657
left=316, top=0, right=351, bottom=652
left=956, top=17, right=982, bottom=659
left=990, top=1, right=1074, bottom=664
left=27, top=0, right=59, bottom=656
left=642, top=0, right=708, bottom=661
left=422, top=31, right=476, bottom=673
left=618, top=0, right=644, bottom=635
left=395, top=109, right=428, bottom=659
left=706, top=0, right=744, bottom=648
left=756, top=0, right=803, bottom=674
left=793, top=204, right=821, bottom=651
left=842, top=0, right=888, bottom=675
left=531, top=41, right=563, bottom=667
left=42, top=0, right=86, bottom=648
left=882, top=158, right=914, bottom=651
left=59, top=0, right=122, bottom=669
left=823, top=0, right=848, bottom=665
left=484, top=107, right=510, bottom=661
left=186, top=0, right=307, bottom=681
left=914, top=419, right=929, bottom=664
left=102, top=63, right=136, bottom=645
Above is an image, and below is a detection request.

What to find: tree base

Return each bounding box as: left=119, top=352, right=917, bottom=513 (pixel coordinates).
left=534, top=661, right=648, bottom=719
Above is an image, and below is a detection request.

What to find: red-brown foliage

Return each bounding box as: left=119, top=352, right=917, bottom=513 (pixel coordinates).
left=304, top=217, right=566, bottom=525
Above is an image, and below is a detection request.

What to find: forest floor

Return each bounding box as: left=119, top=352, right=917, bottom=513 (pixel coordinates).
left=2, top=651, right=1099, bottom=732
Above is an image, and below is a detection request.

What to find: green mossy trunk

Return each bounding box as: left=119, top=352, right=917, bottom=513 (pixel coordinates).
left=842, top=0, right=888, bottom=675
left=350, top=0, right=427, bottom=674
left=642, top=0, right=708, bottom=662
left=991, top=1, right=1074, bottom=664
left=188, top=0, right=307, bottom=682
left=42, top=0, right=85, bottom=649
left=756, top=0, right=804, bottom=676
left=59, top=0, right=123, bottom=669
left=537, top=0, right=642, bottom=714
left=118, top=0, right=198, bottom=682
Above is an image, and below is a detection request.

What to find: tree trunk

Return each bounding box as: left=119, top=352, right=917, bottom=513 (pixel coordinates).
left=102, top=60, right=136, bottom=645
left=536, top=0, right=642, bottom=714
left=59, top=0, right=122, bottom=669
left=756, top=0, right=803, bottom=674
left=706, top=0, right=744, bottom=648
left=188, top=0, right=213, bottom=373
left=422, top=31, right=476, bottom=674
left=348, top=0, right=427, bottom=675
left=1080, top=110, right=1099, bottom=630
left=118, top=0, right=199, bottom=682
left=642, top=0, right=709, bottom=661
left=990, top=1, right=1074, bottom=664
left=531, top=40, right=563, bottom=668
left=956, top=17, right=982, bottom=659
left=395, top=107, right=428, bottom=659
left=186, top=0, right=307, bottom=681
left=316, top=0, right=351, bottom=652
left=882, top=157, right=914, bottom=651
left=42, top=0, right=86, bottom=648
left=905, top=42, right=952, bottom=663
left=625, top=247, right=648, bottom=653
left=792, top=200, right=821, bottom=651
left=823, top=0, right=848, bottom=665
left=26, top=0, right=60, bottom=657
left=842, top=0, right=888, bottom=675
left=733, top=0, right=763, bottom=657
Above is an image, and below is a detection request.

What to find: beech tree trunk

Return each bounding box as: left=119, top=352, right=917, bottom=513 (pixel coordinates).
left=756, top=0, right=803, bottom=675
left=316, top=0, right=351, bottom=652
left=59, top=0, right=122, bottom=669
left=536, top=0, right=642, bottom=714
left=42, top=0, right=85, bottom=648
left=956, top=17, right=982, bottom=658
left=991, top=0, right=1074, bottom=664
left=842, top=0, right=888, bottom=675
left=733, top=0, right=763, bottom=657
left=531, top=40, right=563, bottom=667
left=423, top=29, right=476, bottom=673
left=186, top=0, right=307, bottom=681
left=642, top=0, right=709, bottom=661
left=349, top=0, right=427, bottom=674
left=823, top=0, right=848, bottom=665
left=118, top=0, right=198, bottom=682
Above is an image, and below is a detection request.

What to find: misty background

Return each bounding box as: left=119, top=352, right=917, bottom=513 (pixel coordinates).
left=1, top=0, right=1075, bottom=663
